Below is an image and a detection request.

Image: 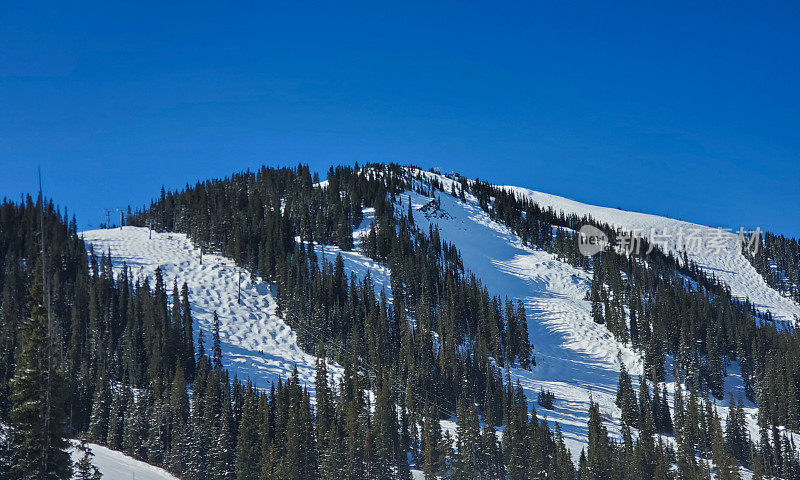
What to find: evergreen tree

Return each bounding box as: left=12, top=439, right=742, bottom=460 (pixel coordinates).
left=372, top=376, right=400, bottom=479
left=180, top=282, right=196, bottom=379
left=421, top=405, right=443, bottom=480
left=452, top=395, right=481, bottom=480
left=105, top=381, right=128, bottom=449
left=212, top=311, right=223, bottom=369
left=210, top=414, right=234, bottom=480
left=616, top=364, right=638, bottom=428
left=8, top=266, right=72, bottom=480
left=710, top=408, right=740, bottom=480
left=73, top=439, right=102, bottom=480
left=585, top=400, right=611, bottom=480
left=0, top=424, right=12, bottom=478
left=235, top=386, right=261, bottom=480
left=88, top=374, right=111, bottom=443
left=725, top=395, right=749, bottom=464
left=169, top=364, right=191, bottom=475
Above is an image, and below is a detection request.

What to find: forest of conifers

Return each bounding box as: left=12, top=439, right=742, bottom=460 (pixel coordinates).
left=1, top=163, right=800, bottom=479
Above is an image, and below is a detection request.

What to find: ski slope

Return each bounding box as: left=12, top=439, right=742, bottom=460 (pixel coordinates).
left=408, top=168, right=791, bottom=463
left=70, top=441, right=178, bottom=480
left=80, top=168, right=796, bottom=469
left=417, top=168, right=799, bottom=324
left=81, top=226, right=344, bottom=397
left=397, top=186, right=640, bottom=456
left=505, top=185, right=800, bottom=325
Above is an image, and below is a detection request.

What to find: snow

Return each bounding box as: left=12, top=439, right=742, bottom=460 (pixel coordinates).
left=306, top=206, right=394, bottom=302
left=396, top=188, right=641, bottom=457
left=410, top=167, right=799, bottom=324
left=501, top=184, right=800, bottom=325
left=79, top=167, right=798, bottom=466
left=401, top=168, right=795, bottom=460
left=70, top=441, right=178, bottom=480
left=80, top=227, right=343, bottom=398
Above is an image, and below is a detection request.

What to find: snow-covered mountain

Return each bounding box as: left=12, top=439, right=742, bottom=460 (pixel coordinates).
left=80, top=166, right=797, bottom=474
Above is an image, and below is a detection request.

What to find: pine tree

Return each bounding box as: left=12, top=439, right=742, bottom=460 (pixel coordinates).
left=590, top=270, right=604, bottom=325
left=711, top=408, right=740, bottom=480
left=315, top=346, right=334, bottom=446
left=616, top=364, right=638, bottom=428
left=638, top=376, right=655, bottom=434
left=585, top=400, right=611, bottom=480
left=169, top=364, right=191, bottom=475
left=235, top=387, right=261, bottom=480
left=452, top=395, right=481, bottom=480
left=73, top=439, right=102, bottom=480
left=0, top=424, right=12, bottom=478
left=210, top=414, right=234, bottom=480
left=122, top=390, right=148, bottom=459
left=198, top=330, right=206, bottom=360
left=145, top=389, right=169, bottom=466
left=8, top=266, right=72, bottom=480
left=549, top=423, right=576, bottom=480
left=504, top=384, right=528, bottom=480
left=481, top=422, right=503, bottom=480
left=106, top=381, right=128, bottom=449
left=421, top=405, right=442, bottom=480
left=88, top=374, right=111, bottom=442
left=725, top=395, right=749, bottom=463
left=181, top=282, right=196, bottom=379
left=212, top=311, right=223, bottom=369
left=371, top=377, right=399, bottom=479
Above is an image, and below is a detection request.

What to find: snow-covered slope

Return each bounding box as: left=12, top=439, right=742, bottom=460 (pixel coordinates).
left=70, top=441, right=178, bottom=480
left=505, top=185, right=800, bottom=325
left=408, top=168, right=792, bottom=460
left=395, top=187, right=639, bottom=455
left=81, top=227, right=344, bottom=396
left=417, top=168, right=799, bottom=324
left=80, top=168, right=796, bottom=467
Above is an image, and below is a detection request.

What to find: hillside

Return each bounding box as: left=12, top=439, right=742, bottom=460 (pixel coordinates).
left=3, top=164, right=798, bottom=480
left=80, top=166, right=798, bottom=471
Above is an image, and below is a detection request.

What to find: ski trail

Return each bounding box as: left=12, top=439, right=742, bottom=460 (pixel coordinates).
left=81, top=227, right=344, bottom=397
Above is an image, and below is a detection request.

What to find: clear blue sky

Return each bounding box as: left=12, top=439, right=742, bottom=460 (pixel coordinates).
left=1, top=1, right=798, bottom=234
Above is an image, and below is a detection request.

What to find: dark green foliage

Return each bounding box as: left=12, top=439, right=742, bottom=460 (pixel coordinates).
left=537, top=388, right=555, bottom=410
left=8, top=265, right=72, bottom=480
left=585, top=400, right=611, bottom=480
left=616, top=364, right=638, bottom=427
left=5, top=165, right=800, bottom=479
left=73, top=439, right=102, bottom=480
left=744, top=232, right=800, bottom=304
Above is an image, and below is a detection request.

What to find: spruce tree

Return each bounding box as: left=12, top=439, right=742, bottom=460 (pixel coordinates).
left=8, top=266, right=72, bottom=480
left=88, top=374, right=111, bottom=443
left=0, top=423, right=13, bottom=478
left=169, top=364, right=190, bottom=475
left=711, top=408, right=740, bottom=480
left=212, top=311, right=223, bottom=369
left=180, top=282, right=196, bottom=379
left=371, top=377, right=398, bottom=479
left=452, top=395, right=481, bottom=480
left=616, top=364, right=638, bottom=428
left=585, top=400, right=611, bottom=480
left=235, top=387, right=261, bottom=480
left=73, top=439, right=102, bottom=480
left=725, top=395, right=749, bottom=463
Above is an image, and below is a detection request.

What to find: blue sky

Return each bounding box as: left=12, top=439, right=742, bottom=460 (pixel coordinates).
left=1, top=1, right=798, bottom=234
